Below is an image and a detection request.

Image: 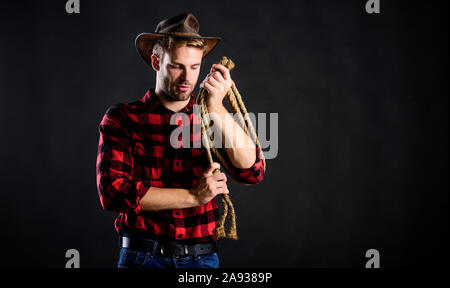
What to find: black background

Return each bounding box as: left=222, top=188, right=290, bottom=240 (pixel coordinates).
left=0, top=0, right=447, bottom=268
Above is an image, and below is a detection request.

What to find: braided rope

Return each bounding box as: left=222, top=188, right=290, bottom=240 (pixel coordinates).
left=195, top=56, right=266, bottom=240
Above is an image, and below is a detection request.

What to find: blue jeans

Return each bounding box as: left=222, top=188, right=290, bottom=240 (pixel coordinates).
left=117, top=235, right=219, bottom=268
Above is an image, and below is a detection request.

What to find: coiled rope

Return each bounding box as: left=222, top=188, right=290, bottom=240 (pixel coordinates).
left=196, top=56, right=266, bottom=240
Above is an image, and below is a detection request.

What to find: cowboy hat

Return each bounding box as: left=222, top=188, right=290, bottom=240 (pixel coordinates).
left=135, top=13, right=221, bottom=66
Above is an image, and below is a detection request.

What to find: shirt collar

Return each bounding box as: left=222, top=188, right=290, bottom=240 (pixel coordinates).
left=143, top=89, right=195, bottom=113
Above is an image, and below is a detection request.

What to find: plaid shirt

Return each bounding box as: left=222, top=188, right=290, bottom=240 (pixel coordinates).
left=96, top=89, right=264, bottom=243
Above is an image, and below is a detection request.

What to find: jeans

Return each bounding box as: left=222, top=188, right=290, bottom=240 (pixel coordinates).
left=117, top=235, right=219, bottom=268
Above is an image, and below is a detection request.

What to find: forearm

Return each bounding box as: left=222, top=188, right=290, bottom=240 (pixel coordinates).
left=140, top=186, right=199, bottom=212
left=208, top=105, right=256, bottom=169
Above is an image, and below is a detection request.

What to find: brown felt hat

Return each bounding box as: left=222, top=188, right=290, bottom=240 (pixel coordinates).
left=135, top=13, right=221, bottom=66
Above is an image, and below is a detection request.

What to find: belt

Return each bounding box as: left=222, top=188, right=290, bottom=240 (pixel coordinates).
left=120, top=234, right=218, bottom=257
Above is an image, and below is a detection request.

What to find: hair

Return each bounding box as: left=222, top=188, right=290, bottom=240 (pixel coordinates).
left=152, top=36, right=207, bottom=62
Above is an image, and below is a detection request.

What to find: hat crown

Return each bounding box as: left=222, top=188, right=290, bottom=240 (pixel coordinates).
left=155, top=13, right=200, bottom=35
left=135, top=13, right=221, bottom=66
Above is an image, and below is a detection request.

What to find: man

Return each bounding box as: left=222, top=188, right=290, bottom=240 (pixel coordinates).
left=96, top=13, right=264, bottom=268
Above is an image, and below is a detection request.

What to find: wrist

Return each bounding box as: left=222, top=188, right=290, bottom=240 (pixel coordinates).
left=188, top=188, right=201, bottom=207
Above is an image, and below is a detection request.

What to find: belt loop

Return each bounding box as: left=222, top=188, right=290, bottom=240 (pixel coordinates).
left=159, top=244, right=164, bottom=256
left=193, top=245, right=198, bottom=258
left=119, top=233, right=128, bottom=248
left=148, top=238, right=158, bottom=257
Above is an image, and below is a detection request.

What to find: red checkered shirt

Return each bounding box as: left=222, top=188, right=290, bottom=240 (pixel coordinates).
left=96, top=89, right=264, bottom=243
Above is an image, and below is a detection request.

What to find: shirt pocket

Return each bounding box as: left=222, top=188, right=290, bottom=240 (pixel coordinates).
left=133, top=140, right=165, bottom=181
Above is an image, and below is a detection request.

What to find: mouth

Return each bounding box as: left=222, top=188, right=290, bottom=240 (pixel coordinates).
left=177, top=85, right=190, bottom=92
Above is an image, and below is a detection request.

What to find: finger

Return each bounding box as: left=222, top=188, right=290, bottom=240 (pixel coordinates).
left=218, top=187, right=229, bottom=195
left=201, top=73, right=211, bottom=84
left=215, top=181, right=226, bottom=189
left=200, top=79, right=208, bottom=89
left=212, top=64, right=230, bottom=81
left=211, top=71, right=225, bottom=83
left=213, top=172, right=227, bottom=182
left=214, top=185, right=226, bottom=194
left=204, top=162, right=220, bottom=176
left=203, top=82, right=217, bottom=93
left=207, top=76, right=221, bottom=88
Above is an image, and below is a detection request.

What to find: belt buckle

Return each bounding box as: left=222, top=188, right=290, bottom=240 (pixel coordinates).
left=159, top=242, right=190, bottom=257
left=171, top=243, right=189, bottom=258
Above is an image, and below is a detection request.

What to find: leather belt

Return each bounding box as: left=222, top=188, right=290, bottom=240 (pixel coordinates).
left=120, top=234, right=218, bottom=257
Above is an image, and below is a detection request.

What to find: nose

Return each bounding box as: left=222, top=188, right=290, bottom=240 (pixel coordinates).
left=180, top=67, right=194, bottom=84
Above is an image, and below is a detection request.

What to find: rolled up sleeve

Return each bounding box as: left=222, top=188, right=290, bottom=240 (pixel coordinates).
left=228, top=147, right=265, bottom=184
left=96, top=104, right=150, bottom=214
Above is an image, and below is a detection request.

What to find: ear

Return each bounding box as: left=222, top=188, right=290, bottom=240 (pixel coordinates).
left=151, top=54, right=160, bottom=72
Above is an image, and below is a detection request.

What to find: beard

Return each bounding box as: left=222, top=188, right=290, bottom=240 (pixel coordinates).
left=163, top=77, right=194, bottom=102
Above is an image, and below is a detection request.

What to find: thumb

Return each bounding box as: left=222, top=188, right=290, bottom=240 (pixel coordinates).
left=204, top=162, right=220, bottom=176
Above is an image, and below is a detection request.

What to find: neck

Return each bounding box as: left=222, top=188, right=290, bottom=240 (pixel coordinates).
left=154, top=87, right=191, bottom=113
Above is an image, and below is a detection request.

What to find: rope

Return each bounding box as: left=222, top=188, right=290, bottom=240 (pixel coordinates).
left=195, top=56, right=266, bottom=240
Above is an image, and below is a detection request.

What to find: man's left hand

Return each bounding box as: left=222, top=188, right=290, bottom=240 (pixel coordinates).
left=199, top=64, right=232, bottom=109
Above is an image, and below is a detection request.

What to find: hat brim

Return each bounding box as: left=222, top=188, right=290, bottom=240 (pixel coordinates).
left=135, top=32, right=221, bottom=67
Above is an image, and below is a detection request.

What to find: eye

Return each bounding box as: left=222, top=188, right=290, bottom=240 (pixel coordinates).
left=169, top=64, right=181, bottom=69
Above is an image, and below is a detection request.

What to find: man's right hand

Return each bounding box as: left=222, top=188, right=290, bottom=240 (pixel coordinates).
left=191, top=162, right=229, bottom=205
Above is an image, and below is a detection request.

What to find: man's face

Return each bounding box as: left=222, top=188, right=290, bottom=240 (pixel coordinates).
left=156, top=45, right=203, bottom=101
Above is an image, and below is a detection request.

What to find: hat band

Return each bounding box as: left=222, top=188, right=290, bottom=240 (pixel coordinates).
left=166, top=31, right=202, bottom=38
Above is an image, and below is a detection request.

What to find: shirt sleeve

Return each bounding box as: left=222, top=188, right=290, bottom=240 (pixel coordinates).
left=227, top=147, right=265, bottom=184
left=96, top=104, right=150, bottom=214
